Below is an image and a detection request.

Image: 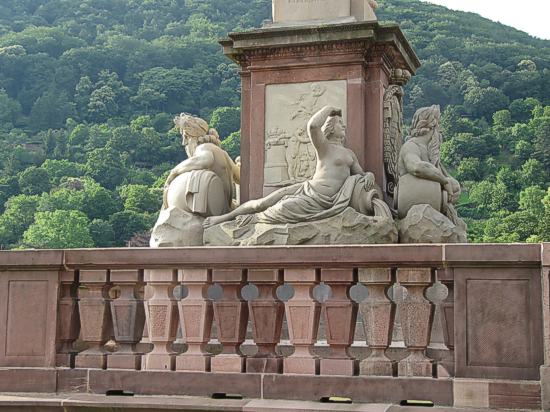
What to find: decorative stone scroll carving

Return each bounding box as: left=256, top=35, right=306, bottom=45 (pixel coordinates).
left=263, top=81, right=346, bottom=189
left=383, top=84, right=404, bottom=197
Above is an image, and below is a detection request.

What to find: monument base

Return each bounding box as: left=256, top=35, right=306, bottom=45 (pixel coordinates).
left=204, top=208, right=397, bottom=246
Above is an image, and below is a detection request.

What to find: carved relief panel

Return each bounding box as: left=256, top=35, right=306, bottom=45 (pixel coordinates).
left=264, top=80, right=347, bottom=191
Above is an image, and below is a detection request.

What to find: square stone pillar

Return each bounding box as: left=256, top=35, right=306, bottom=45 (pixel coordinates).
left=221, top=21, right=419, bottom=202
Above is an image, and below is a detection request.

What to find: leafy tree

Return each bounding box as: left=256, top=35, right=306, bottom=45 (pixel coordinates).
left=23, top=210, right=93, bottom=249
left=210, top=106, right=240, bottom=139
left=520, top=159, right=547, bottom=188
left=119, top=184, right=161, bottom=214
left=18, top=166, right=51, bottom=195
left=29, top=89, right=75, bottom=132
left=109, top=210, right=152, bottom=246
left=221, top=130, right=240, bottom=160
left=0, top=88, right=21, bottom=128
left=84, top=147, right=126, bottom=190
left=89, top=219, right=115, bottom=247
left=41, top=159, right=83, bottom=185
left=0, top=194, right=40, bottom=247
left=464, top=87, right=509, bottom=120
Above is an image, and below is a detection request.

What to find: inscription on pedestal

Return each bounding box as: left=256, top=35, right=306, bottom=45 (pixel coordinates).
left=272, top=0, right=376, bottom=24
left=264, top=80, right=347, bottom=192
left=273, top=0, right=350, bottom=23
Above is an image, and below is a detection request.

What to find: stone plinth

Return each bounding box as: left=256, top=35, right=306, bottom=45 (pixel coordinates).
left=204, top=208, right=397, bottom=246
left=221, top=21, right=420, bottom=202
left=271, top=0, right=377, bottom=26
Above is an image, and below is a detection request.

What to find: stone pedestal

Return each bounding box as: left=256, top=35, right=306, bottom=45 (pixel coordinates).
left=221, top=21, right=419, bottom=202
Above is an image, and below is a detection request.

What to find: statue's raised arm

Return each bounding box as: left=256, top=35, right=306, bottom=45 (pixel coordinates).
left=307, top=106, right=342, bottom=155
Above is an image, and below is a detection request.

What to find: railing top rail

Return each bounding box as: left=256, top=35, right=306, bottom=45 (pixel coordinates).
left=0, top=243, right=544, bottom=271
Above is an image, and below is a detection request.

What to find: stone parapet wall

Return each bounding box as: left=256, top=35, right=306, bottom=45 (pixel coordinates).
left=0, top=244, right=548, bottom=410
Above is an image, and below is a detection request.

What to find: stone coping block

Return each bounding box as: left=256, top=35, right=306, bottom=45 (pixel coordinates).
left=0, top=244, right=543, bottom=271
left=62, top=245, right=445, bottom=270
left=0, top=250, right=63, bottom=270
left=444, top=243, right=541, bottom=266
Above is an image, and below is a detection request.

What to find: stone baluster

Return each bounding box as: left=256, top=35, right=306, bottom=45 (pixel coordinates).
left=143, top=269, right=179, bottom=371
left=211, top=269, right=248, bottom=373
left=320, top=268, right=357, bottom=376
left=176, top=269, right=213, bottom=371
left=438, top=268, right=455, bottom=377
left=108, top=270, right=145, bottom=370
left=359, top=268, right=396, bottom=376
left=397, top=268, right=435, bottom=377
left=56, top=271, right=80, bottom=368
left=75, top=270, right=111, bottom=369
left=283, top=268, right=321, bottom=375
left=247, top=269, right=284, bottom=373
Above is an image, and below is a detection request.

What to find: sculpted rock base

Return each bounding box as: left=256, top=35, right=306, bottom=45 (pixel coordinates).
left=150, top=207, right=204, bottom=247
left=204, top=207, right=397, bottom=246
left=398, top=204, right=467, bottom=244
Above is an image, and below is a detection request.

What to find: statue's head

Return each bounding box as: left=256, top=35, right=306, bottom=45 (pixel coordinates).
left=174, top=113, right=221, bottom=157
left=322, top=114, right=346, bottom=145
left=410, top=105, right=442, bottom=165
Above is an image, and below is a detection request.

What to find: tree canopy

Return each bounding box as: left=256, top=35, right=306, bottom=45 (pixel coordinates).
left=1, top=0, right=550, bottom=248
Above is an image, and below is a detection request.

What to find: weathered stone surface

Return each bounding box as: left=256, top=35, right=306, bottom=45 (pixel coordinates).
left=204, top=207, right=397, bottom=246
left=150, top=207, right=204, bottom=247
left=398, top=204, right=467, bottom=244
left=271, top=0, right=377, bottom=25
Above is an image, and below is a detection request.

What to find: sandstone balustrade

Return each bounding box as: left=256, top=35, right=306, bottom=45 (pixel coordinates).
left=0, top=244, right=545, bottom=410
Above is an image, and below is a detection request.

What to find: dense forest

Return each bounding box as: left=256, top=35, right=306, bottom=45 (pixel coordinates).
left=0, top=0, right=549, bottom=248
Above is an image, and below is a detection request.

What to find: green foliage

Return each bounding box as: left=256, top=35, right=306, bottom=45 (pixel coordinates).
left=119, top=184, right=161, bottom=214
left=23, top=210, right=94, bottom=249
left=0, top=194, right=40, bottom=247
left=210, top=107, right=240, bottom=139
left=1, top=0, right=550, bottom=247
left=222, top=131, right=241, bottom=160
left=18, top=166, right=51, bottom=195
left=109, top=210, right=154, bottom=246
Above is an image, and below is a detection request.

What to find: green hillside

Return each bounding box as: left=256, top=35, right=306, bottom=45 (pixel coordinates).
left=0, top=0, right=549, bottom=248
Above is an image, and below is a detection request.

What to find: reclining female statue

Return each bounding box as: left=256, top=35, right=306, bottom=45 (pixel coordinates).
left=204, top=106, right=390, bottom=229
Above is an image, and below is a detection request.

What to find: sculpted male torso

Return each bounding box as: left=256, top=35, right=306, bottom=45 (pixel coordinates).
left=163, top=115, right=240, bottom=213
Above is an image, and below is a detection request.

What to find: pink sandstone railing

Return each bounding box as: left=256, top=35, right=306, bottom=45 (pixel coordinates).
left=0, top=244, right=548, bottom=409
